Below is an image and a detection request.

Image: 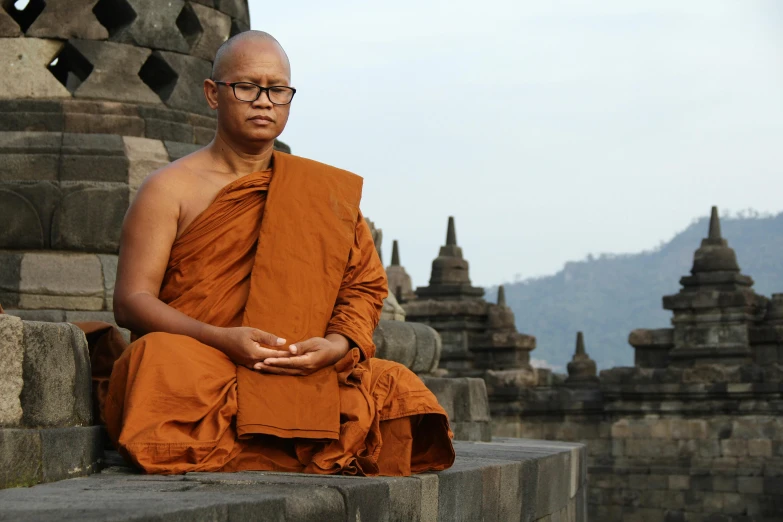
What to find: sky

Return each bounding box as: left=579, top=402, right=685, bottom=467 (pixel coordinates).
left=250, top=0, right=783, bottom=288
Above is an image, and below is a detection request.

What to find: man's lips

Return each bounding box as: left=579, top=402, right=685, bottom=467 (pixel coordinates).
left=249, top=115, right=274, bottom=123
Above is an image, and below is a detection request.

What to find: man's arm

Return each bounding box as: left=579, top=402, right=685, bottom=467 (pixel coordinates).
left=113, top=170, right=285, bottom=366
left=324, top=210, right=388, bottom=360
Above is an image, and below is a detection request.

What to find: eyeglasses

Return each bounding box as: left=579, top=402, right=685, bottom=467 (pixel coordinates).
left=214, top=81, right=296, bottom=105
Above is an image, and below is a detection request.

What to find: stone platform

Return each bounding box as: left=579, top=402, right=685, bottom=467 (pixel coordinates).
left=0, top=439, right=586, bottom=522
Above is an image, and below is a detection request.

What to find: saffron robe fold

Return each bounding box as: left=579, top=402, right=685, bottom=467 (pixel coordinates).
left=87, top=151, right=455, bottom=476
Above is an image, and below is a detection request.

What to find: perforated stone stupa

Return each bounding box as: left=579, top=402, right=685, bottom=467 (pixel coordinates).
left=0, top=0, right=272, bottom=324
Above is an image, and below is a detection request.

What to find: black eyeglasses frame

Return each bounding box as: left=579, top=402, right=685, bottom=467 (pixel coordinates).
left=213, top=81, right=297, bottom=105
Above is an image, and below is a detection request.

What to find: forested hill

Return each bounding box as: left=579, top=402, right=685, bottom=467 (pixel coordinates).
left=485, top=211, right=783, bottom=371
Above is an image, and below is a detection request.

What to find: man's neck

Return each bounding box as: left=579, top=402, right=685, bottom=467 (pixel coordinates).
left=207, top=133, right=276, bottom=177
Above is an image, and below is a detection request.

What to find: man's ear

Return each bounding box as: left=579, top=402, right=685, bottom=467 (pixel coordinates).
left=203, top=79, right=219, bottom=110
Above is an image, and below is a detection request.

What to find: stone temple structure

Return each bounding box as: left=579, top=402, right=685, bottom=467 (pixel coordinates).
left=0, top=4, right=588, bottom=520
left=402, top=217, right=538, bottom=435
left=488, top=208, right=783, bottom=521
left=385, top=239, right=416, bottom=303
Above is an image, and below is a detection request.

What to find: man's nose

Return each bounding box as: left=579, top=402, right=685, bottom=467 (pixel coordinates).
left=252, top=89, right=274, bottom=109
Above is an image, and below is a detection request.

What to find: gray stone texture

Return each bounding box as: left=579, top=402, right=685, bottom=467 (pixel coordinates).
left=188, top=3, right=231, bottom=61
left=0, top=8, right=22, bottom=37
left=61, top=100, right=145, bottom=137
left=123, top=136, right=169, bottom=201
left=0, top=315, right=24, bottom=426
left=60, top=133, right=128, bottom=182
left=0, top=38, right=70, bottom=100
left=25, top=1, right=108, bottom=40
left=17, top=253, right=104, bottom=310
left=67, top=40, right=161, bottom=104
left=108, top=0, right=191, bottom=53
left=51, top=182, right=128, bottom=253
left=374, top=320, right=441, bottom=374
left=0, top=426, right=102, bottom=489
left=151, top=50, right=213, bottom=115
left=0, top=99, right=217, bottom=144
left=164, top=140, right=201, bottom=161
left=0, top=439, right=586, bottom=521
left=216, top=0, right=250, bottom=22
left=421, top=376, right=491, bottom=442
left=0, top=131, right=61, bottom=181
left=97, top=254, right=118, bottom=310
left=18, top=320, right=92, bottom=428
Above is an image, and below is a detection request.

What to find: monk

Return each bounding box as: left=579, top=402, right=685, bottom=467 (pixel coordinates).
left=80, top=31, right=455, bottom=476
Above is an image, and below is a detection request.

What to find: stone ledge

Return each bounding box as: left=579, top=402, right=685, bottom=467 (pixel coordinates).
left=0, top=439, right=586, bottom=522
left=0, top=426, right=103, bottom=489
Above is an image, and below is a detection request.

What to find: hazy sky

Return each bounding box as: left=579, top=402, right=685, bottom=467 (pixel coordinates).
left=250, top=1, right=783, bottom=288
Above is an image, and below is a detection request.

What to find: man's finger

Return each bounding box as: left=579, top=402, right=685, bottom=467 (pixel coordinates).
left=252, top=329, right=286, bottom=347
left=252, top=345, right=293, bottom=360
left=254, top=363, right=307, bottom=376
left=263, top=354, right=313, bottom=369
left=289, top=337, right=320, bottom=355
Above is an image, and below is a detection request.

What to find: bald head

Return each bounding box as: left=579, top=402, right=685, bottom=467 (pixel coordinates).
left=211, top=30, right=291, bottom=81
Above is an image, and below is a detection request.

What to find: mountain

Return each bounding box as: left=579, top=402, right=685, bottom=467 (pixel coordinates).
left=485, top=210, right=783, bottom=370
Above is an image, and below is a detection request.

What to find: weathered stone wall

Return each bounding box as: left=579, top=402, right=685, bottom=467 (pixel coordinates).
left=0, top=315, right=102, bottom=489
left=493, top=364, right=783, bottom=521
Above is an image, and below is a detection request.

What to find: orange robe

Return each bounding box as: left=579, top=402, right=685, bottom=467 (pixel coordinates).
left=85, top=151, right=454, bottom=476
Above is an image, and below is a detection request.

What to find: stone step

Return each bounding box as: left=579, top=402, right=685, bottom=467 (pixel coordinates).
left=0, top=439, right=586, bottom=522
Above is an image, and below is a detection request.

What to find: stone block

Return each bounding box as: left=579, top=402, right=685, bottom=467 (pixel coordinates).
left=51, top=182, right=128, bottom=253
left=669, top=475, right=690, bottom=490
left=189, top=3, right=231, bottom=61
left=611, top=419, right=631, bottom=438
left=0, top=251, right=23, bottom=308
left=0, top=428, right=42, bottom=488
left=452, top=421, right=492, bottom=442
left=109, top=0, right=190, bottom=53
left=374, top=476, right=422, bottom=521
left=0, top=187, right=47, bottom=248
left=374, top=320, right=416, bottom=368
left=738, top=476, right=763, bottom=494
left=721, top=439, right=748, bottom=458
left=0, top=38, right=70, bottom=99
left=0, top=8, right=21, bottom=37
left=216, top=0, right=249, bottom=22
left=68, top=40, right=161, bottom=104
left=0, top=315, right=24, bottom=426
left=0, top=130, right=62, bottom=181
left=151, top=51, right=213, bottom=115
left=0, top=99, right=64, bottom=132
left=60, top=133, right=129, bottom=182
left=748, top=439, right=773, bottom=457
left=282, top=487, right=345, bottom=521
left=61, top=99, right=145, bottom=136
left=713, top=476, right=737, bottom=492
left=64, top=310, right=117, bottom=324
left=98, top=254, right=118, bottom=310
left=40, top=426, right=103, bottom=483
left=145, top=117, right=194, bottom=143
left=19, top=320, right=92, bottom=427
left=3, top=309, right=67, bottom=323
left=164, top=140, right=201, bottom=161
left=26, top=0, right=109, bottom=40
left=17, top=252, right=104, bottom=310
left=436, top=460, right=486, bottom=521
left=536, top=452, right=572, bottom=519
left=123, top=136, right=169, bottom=201
left=0, top=181, right=61, bottom=250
